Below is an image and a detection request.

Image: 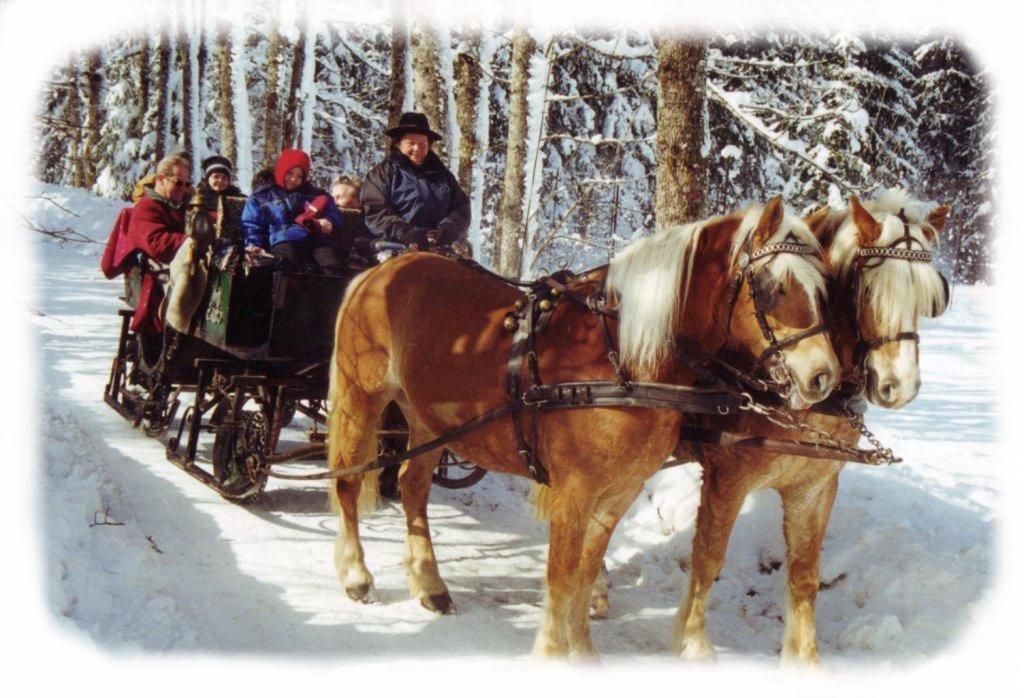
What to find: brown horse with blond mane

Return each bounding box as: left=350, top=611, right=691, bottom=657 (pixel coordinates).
left=672, top=190, right=950, bottom=664
left=325, top=196, right=839, bottom=658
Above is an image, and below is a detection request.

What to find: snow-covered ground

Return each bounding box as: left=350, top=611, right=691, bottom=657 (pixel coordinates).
left=16, top=183, right=1004, bottom=677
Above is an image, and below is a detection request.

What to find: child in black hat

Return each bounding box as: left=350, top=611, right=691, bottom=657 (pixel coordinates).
left=198, top=155, right=245, bottom=199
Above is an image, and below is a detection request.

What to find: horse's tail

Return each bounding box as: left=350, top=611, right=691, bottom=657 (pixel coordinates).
left=327, top=265, right=382, bottom=517
left=529, top=482, right=551, bottom=522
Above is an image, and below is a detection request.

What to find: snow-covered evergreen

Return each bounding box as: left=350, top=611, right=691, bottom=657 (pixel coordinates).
left=34, top=14, right=994, bottom=281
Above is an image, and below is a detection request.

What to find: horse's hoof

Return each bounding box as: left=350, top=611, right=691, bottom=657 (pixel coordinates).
left=678, top=638, right=718, bottom=661
left=346, top=583, right=375, bottom=603
left=780, top=650, right=821, bottom=668
left=421, top=591, right=454, bottom=614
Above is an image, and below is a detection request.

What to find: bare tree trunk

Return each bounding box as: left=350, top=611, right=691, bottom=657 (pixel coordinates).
left=262, top=0, right=282, bottom=168
left=197, top=0, right=208, bottom=98
left=492, top=28, right=534, bottom=277
left=152, top=28, right=171, bottom=160
left=453, top=32, right=481, bottom=200
left=281, top=0, right=307, bottom=150
left=410, top=18, right=447, bottom=160
left=388, top=0, right=408, bottom=129
left=177, top=2, right=192, bottom=160
left=216, top=25, right=237, bottom=165
left=65, top=60, right=85, bottom=188
left=655, top=36, right=708, bottom=229
left=82, top=51, right=103, bottom=186
left=135, top=33, right=150, bottom=143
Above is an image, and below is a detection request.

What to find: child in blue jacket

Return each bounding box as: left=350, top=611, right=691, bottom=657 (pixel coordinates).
left=241, top=149, right=345, bottom=273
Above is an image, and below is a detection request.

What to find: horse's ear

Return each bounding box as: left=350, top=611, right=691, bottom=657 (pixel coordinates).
left=850, top=195, right=881, bottom=246
left=924, top=205, right=950, bottom=241
left=803, top=204, right=831, bottom=241
left=753, top=195, right=784, bottom=247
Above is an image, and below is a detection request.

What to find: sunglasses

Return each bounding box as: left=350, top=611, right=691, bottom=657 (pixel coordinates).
left=161, top=175, right=191, bottom=188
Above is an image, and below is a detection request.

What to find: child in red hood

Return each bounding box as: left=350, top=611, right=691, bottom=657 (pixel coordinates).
left=240, top=149, right=346, bottom=273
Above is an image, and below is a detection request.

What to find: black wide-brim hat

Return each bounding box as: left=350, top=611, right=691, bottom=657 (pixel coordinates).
left=385, top=111, right=442, bottom=142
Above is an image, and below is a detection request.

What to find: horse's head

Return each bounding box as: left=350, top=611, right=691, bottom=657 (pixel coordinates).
left=827, top=191, right=950, bottom=409
left=607, top=197, right=838, bottom=410
left=723, top=197, right=839, bottom=409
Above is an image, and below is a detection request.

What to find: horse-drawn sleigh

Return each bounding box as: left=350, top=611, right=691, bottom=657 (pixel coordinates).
left=103, top=187, right=949, bottom=662
left=103, top=192, right=484, bottom=502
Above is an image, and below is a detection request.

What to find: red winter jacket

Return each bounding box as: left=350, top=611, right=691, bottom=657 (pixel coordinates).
left=122, top=191, right=186, bottom=334
left=128, top=191, right=186, bottom=264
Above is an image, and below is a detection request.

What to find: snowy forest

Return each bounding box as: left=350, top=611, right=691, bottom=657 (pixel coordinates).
left=35, top=0, right=995, bottom=282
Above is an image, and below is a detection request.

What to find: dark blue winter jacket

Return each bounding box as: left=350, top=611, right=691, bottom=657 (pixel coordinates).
left=361, top=149, right=471, bottom=246
left=241, top=180, right=345, bottom=249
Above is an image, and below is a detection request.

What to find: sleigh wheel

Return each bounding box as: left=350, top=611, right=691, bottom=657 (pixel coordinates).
left=432, top=450, right=486, bottom=489
left=211, top=399, right=270, bottom=503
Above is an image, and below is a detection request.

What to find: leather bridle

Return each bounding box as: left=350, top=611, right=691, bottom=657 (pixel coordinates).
left=851, top=209, right=949, bottom=365
left=726, top=235, right=830, bottom=391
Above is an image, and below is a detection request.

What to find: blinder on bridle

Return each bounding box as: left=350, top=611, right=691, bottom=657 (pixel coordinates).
left=727, top=233, right=829, bottom=380
left=852, top=208, right=950, bottom=359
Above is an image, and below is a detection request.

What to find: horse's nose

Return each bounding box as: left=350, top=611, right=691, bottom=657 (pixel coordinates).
left=877, top=380, right=897, bottom=405
left=808, top=367, right=836, bottom=401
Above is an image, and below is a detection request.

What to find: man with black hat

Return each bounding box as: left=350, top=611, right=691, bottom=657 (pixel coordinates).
left=361, top=111, right=471, bottom=252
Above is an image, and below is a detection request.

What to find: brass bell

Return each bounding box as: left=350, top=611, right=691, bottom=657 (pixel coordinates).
left=503, top=315, right=518, bottom=332
left=538, top=299, right=552, bottom=312
left=514, top=299, right=525, bottom=311
left=550, top=289, right=560, bottom=297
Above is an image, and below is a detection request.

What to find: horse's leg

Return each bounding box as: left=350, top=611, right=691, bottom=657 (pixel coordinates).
left=328, top=387, right=389, bottom=603
left=568, top=480, right=646, bottom=656
left=778, top=473, right=839, bottom=665
left=534, top=478, right=598, bottom=659
left=399, top=420, right=453, bottom=614
left=673, top=464, right=746, bottom=660
left=590, top=562, right=611, bottom=620
left=530, top=481, right=611, bottom=621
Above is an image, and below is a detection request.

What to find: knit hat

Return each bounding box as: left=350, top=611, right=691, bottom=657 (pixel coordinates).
left=385, top=112, right=442, bottom=142
left=202, top=155, right=232, bottom=179
left=275, top=149, right=311, bottom=188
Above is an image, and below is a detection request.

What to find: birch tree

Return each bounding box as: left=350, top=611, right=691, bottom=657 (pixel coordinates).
left=655, top=36, right=708, bottom=229
left=492, top=28, right=535, bottom=277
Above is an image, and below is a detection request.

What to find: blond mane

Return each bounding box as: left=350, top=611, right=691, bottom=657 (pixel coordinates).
left=607, top=204, right=826, bottom=378
left=829, top=188, right=947, bottom=333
